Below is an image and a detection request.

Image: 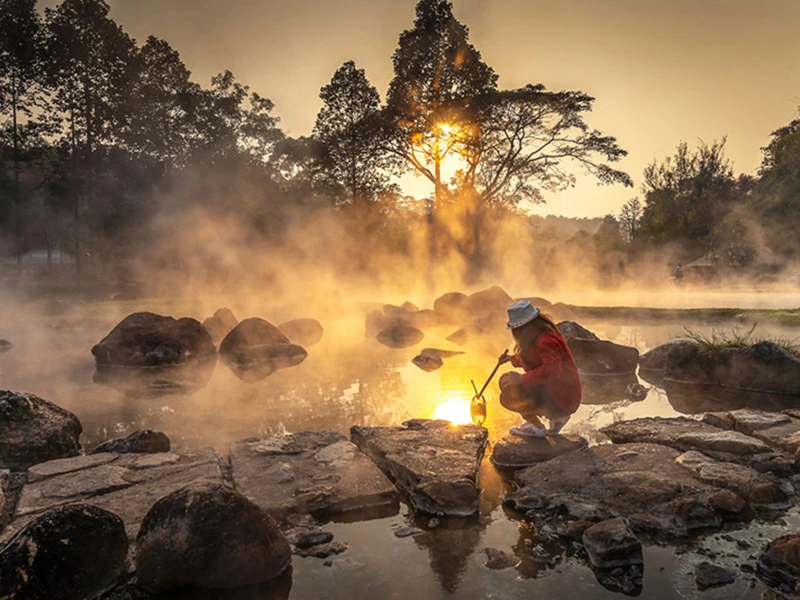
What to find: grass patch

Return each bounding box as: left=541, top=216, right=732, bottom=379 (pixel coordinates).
left=683, top=324, right=800, bottom=356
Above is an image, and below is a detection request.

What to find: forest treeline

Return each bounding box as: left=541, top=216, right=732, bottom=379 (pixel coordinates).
left=1, top=0, right=798, bottom=292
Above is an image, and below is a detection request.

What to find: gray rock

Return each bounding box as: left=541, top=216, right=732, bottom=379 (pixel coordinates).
left=490, top=433, right=587, bottom=469
left=286, top=527, right=334, bottom=548
left=91, top=429, right=170, bottom=455
left=351, top=419, right=488, bottom=516
left=229, top=431, right=399, bottom=519
left=412, top=352, right=443, bottom=372
left=219, top=318, right=306, bottom=381
left=3, top=448, right=222, bottom=544
left=639, top=340, right=696, bottom=372
left=582, top=518, right=642, bottom=569
left=433, top=292, right=469, bottom=323
left=296, top=541, right=348, bottom=559
left=277, top=318, right=324, bottom=346
left=695, top=561, right=736, bottom=590
left=446, top=328, right=469, bottom=346
left=394, top=526, right=424, bottom=538
left=483, top=547, right=521, bottom=569
left=0, top=390, right=82, bottom=471
left=0, top=504, right=128, bottom=600
left=136, top=482, right=291, bottom=590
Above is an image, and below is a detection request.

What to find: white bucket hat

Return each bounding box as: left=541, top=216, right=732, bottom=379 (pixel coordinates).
left=506, top=300, right=541, bottom=329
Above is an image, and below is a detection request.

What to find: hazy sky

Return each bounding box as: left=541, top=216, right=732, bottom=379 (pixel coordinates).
left=63, top=0, right=800, bottom=217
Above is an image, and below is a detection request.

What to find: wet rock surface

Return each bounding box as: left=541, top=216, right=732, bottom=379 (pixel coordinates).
left=490, top=434, right=587, bottom=469
left=0, top=504, right=128, bottom=600
left=2, top=448, right=223, bottom=544
left=582, top=518, right=642, bottom=569
left=136, top=482, right=291, bottom=590
left=483, top=547, right=521, bottom=569
left=758, top=534, right=800, bottom=593
left=91, top=429, right=171, bottom=455
left=0, top=389, right=82, bottom=471
left=558, top=321, right=639, bottom=375
left=351, top=419, right=488, bottom=516
left=230, top=431, right=399, bottom=519
left=277, top=318, right=324, bottom=347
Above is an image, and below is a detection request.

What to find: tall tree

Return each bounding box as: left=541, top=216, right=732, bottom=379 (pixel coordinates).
left=313, top=60, right=396, bottom=205
left=638, top=139, right=737, bottom=253
left=43, top=0, right=136, bottom=271
left=0, top=0, right=44, bottom=263
left=618, top=197, right=643, bottom=243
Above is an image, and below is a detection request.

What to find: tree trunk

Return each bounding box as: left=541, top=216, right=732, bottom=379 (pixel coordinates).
left=12, top=75, right=22, bottom=268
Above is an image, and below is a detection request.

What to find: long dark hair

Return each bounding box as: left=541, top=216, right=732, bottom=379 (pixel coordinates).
left=511, top=313, right=563, bottom=355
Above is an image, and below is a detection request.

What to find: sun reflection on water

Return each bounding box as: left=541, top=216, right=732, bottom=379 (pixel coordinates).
left=431, top=395, right=473, bottom=425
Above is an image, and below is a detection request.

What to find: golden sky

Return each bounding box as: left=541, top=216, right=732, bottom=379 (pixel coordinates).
left=60, top=0, right=800, bottom=217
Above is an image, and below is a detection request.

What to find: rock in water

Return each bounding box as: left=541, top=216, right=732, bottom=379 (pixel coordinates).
left=412, top=353, right=443, bottom=372
left=351, top=419, right=488, bottom=516
left=135, top=482, right=291, bottom=590
left=220, top=317, right=290, bottom=354
left=376, top=324, right=425, bottom=349
left=202, top=307, right=238, bottom=344
left=0, top=339, right=12, bottom=353
left=0, top=390, right=82, bottom=471
left=220, top=318, right=307, bottom=381
left=278, top=318, right=324, bottom=346
left=558, top=321, right=639, bottom=375
left=0, top=504, right=128, bottom=600
left=91, top=429, right=170, bottom=455
left=582, top=518, right=643, bottom=569
left=92, top=312, right=216, bottom=368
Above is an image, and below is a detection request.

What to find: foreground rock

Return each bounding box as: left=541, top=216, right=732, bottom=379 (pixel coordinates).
left=230, top=431, right=399, bottom=519
left=582, top=518, right=642, bottom=569
left=505, top=441, right=787, bottom=539
left=0, top=390, right=82, bottom=471
left=351, top=419, right=488, bottom=516
left=704, top=408, right=800, bottom=455
left=0, top=504, right=128, bottom=600
left=642, top=339, right=800, bottom=395
left=202, top=307, right=238, bottom=344
left=278, top=318, right=324, bottom=346
left=558, top=321, right=639, bottom=375
left=758, top=534, right=800, bottom=594
left=694, top=561, right=735, bottom=590
left=3, top=448, right=223, bottom=544
left=220, top=317, right=307, bottom=381
left=91, top=429, right=170, bottom=455
left=136, top=482, right=291, bottom=591
left=490, top=434, right=587, bottom=469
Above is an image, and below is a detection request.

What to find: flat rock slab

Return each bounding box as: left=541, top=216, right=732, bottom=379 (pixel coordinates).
left=350, top=419, right=488, bottom=517
left=229, top=431, right=399, bottom=520
left=490, top=434, right=587, bottom=469
left=505, top=442, right=785, bottom=537
left=706, top=409, right=800, bottom=454
left=601, top=417, right=773, bottom=458
left=2, top=449, right=222, bottom=544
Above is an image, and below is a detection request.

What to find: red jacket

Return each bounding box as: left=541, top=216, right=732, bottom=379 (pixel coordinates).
left=509, top=331, right=582, bottom=414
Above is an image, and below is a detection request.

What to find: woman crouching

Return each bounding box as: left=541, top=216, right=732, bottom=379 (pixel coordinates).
left=498, top=300, right=581, bottom=437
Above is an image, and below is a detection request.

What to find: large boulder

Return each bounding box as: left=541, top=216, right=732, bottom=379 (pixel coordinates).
left=0, top=504, right=128, bottom=600
left=557, top=321, right=639, bottom=375
left=135, top=482, right=291, bottom=590
left=464, top=286, right=514, bottom=329
left=0, top=390, right=82, bottom=471
left=433, top=292, right=469, bottom=324
left=91, top=429, right=170, bottom=455
left=92, top=312, right=216, bottom=368
left=220, top=317, right=307, bottom=381
left=351, top=419, right=488, bottom=517
left=202, top=307, right=238, bottom=344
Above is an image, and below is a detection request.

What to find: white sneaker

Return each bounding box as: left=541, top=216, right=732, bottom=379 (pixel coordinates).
left=547, top=416, right=570, bottom=435
left=510, top=421, right=547, bottom=438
